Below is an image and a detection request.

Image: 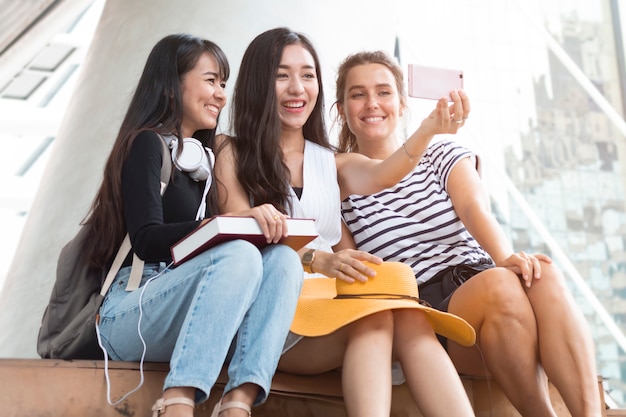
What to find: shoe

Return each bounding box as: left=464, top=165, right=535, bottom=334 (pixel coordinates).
left=152, top=397, right=195, bottom=417
left=210, top=399, right=252, bottom=417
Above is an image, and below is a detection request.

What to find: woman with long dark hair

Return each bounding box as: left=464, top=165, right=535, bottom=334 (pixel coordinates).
left=85, top=33, right=302, bottom=417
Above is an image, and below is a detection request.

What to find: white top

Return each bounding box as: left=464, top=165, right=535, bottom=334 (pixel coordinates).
left=283, top=140, right=341, bottom=350
left=288, top=140, right=342, bottom=256
left=341, top=140, right=492, bottom=285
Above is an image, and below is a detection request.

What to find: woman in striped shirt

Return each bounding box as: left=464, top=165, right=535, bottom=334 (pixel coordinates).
left=335, top=50, right=600, bottom=417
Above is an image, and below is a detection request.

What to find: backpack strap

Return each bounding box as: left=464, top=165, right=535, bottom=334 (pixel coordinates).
left=125, top=254, right=146, bottom=292
left=124, top=134, right=172, bottom=291
left=100, top=234, right=133, bottom=296
left=158, top=133, right=173, bottom=194
left=99, top=134, right=172, bottom=295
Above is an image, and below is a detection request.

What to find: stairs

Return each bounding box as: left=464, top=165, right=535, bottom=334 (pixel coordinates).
left=0, top=358, right=620, bottom=417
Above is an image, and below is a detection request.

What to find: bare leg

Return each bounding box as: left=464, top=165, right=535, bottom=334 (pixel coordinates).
left=526, top=261, right=601, bottom=417
left=447, top=268, right=557, bottom=417
left=279, top=311, right=394, bottom=417
left=392, top=309, right=474, bottom=416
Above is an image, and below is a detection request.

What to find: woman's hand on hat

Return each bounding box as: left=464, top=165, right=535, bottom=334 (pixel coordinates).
left=496, top=251, right=553, bottom=288
left=315, top=249, right=382, bottom=283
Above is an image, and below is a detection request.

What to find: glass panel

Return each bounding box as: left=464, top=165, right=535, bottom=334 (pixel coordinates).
left=395, top=0, right=626, bottom=405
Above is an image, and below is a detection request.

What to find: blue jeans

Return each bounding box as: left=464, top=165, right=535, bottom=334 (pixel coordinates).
left=98, top=240, right=302, bottom=404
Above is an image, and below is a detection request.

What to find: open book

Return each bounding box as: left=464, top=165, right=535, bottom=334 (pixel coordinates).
left=171, top=215, right=318, bottom=265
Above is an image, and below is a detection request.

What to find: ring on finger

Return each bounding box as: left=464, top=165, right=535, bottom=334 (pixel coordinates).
left=339, top=264, right=345, bottom=273
left=273, top=215, right=279, bottom=220
left=454, top=119, right=463, bottom=124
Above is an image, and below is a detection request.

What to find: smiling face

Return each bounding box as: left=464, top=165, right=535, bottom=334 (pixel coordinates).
left=275, top=43, right=319, bottom=134
left=339, top=63, right=404, bottom=146
left=180, top=52, right=227, bottom=138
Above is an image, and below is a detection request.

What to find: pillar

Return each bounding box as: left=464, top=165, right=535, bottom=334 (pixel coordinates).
left=0, top=0, right=397, bottom=357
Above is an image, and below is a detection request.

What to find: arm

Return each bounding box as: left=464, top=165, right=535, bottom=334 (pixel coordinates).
left=213, top=135, right=288, bottom=243
left=333, top=221, right=357, bottom=251
left=303, top=220, right=378, bottom=283
left=336, top=90, right=469, bottom=200
left=314, top=219, right=381, bottom=282
left=447, top=157, right=551, bottom=287
left=214, top=136, right=382, bottom=279
left=123, top=132, right=199, bottom=261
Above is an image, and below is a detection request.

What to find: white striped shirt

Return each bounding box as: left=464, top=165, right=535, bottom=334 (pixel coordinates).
left=341, top=140, right=492, bottom=285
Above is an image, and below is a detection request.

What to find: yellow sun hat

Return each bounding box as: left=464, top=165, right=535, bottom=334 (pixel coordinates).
left=290, top=261, right=476, bottom=347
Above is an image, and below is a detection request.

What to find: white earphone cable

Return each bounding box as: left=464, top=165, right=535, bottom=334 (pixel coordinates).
left=95, top=262, right=173, bottom=405
left=195, top=147, right=215, bottom=221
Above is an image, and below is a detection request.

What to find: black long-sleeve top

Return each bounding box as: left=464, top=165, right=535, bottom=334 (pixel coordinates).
left=121, top=130, right=208, bottom=264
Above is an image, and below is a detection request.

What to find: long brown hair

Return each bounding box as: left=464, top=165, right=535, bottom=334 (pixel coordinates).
left=229, top=27, right=332, bottom=213
left=335, top=51, right=405, bottom=153
left=82, top=34, right=229, bottom=268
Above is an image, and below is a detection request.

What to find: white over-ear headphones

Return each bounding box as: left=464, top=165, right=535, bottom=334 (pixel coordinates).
left=169, top=137, right=215, bottom=182
left=162, top=134, right=215, bottom=220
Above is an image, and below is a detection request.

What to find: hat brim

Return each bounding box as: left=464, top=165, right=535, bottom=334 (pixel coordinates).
left=290, top=278, right=476, bottom=347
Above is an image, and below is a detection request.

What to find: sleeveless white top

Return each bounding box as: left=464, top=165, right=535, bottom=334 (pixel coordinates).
left=287, top=140, right=342, bottom=257
left=283, top=140, right=341, bottom=351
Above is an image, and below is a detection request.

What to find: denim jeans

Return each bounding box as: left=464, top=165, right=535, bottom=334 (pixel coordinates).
left=98, top=240, right=302, bottom=404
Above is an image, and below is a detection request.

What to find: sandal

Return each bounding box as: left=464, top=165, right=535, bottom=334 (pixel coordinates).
left=152, top=397, right=195, bottom=416
left=211, top=399, right=252, bottom=417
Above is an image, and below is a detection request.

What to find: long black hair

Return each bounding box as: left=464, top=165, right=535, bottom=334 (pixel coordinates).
left=229, top=27, right=331, bottom=213
left=83, top=33, right=229, bottom=268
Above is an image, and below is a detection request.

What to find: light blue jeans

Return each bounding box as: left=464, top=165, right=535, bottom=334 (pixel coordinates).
left=98, top=240, right=302, bottom=404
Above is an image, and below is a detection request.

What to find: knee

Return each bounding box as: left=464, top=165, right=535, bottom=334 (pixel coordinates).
left=349, top=310, right=394, bottom=337
left=211, top=241, right=265, bottom=286
left=390, top=309, right=441, bottom=347
left=228, top=240, right=265, bottom=269
left=393, top=309, right=433, bottom=333
left=261, top=244, right=303, bottom=291
left=531, top=261, right=569, bottom=300
left=475, top=268, right=530, bottom=318
left=177, top=240, right=263, bottom=282
left=263, top=244, right=302, bottom=272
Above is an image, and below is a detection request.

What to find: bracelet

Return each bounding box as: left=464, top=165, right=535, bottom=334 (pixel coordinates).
left=402, top=142, right=420, bottom=163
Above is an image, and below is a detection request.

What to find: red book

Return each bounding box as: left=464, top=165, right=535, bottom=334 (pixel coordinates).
left=171, top=216, right=318, bottom=265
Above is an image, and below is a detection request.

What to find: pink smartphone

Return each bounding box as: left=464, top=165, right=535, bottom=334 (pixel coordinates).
left=408, top=64, right=463, bottom=100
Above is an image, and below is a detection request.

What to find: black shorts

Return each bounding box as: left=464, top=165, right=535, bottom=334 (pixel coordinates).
left=418, top=262, right=493, bottom=348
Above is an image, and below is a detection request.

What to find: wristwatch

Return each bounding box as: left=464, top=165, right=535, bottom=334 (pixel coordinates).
left=301, top=249, right=317, bottom=273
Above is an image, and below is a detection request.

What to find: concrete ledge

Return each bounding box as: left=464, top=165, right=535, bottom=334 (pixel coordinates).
left=0, top=358, right=611, bottom=417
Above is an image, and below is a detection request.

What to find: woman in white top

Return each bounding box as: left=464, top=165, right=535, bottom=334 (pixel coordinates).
left=335, top=50, right=601, bottom=417
left=215, top=27, right=475, bottom=417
